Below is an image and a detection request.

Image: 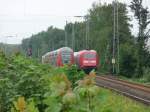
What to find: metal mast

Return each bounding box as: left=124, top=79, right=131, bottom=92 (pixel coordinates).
left=112, top=0, right=119, bottom=75
left=72, top=23, right=75, bottom=50
left=85, top=17, right=89, bottom=49
left=65, top=21, right=68, bottom=47
left=112, top=0, right=116, bottom=74
left=116, top=0, right=120, bottom=74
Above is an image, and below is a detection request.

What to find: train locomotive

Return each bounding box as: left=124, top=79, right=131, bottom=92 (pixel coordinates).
left=42, top=47, right=74, bottom=66
left=74, top=50, right=99, bottom=73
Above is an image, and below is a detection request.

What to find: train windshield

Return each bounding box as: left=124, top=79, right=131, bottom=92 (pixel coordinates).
left=61, top=50, right=72, bottom=64
left=84, top=53, right=96, bottom=59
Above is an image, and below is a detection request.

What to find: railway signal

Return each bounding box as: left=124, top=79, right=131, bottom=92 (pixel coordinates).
left=27, top=44, right=32, bottom=57
left=27, top=47, right=32, bottom=57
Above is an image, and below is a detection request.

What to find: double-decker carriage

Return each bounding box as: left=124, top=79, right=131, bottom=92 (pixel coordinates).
left=42, top=47, right=74, bottom=66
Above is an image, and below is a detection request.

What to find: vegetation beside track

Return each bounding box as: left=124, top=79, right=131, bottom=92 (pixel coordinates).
left=0, top=52, right=150, bottom=112
left=97, top=72, right=150, bottom=85
left=115, top=75, right=150, bottom=86
left=98, top=88, right=150, bottom=112
left=0, top=52, right=99, bottom=112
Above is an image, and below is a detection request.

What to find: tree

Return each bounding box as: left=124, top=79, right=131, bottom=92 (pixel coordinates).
left=130, top=0, right=150, bottom=77
left=87, top=2, right=136, bottom=75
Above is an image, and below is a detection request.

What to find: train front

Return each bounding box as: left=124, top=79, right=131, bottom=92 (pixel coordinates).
left=80, top=50, right=99, bottom=73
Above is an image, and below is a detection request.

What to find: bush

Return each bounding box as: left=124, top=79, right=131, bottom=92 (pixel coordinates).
left=143, top=67, right=150, bottom=82
left=0, top=53, right=52, bottom=112
left=0, top=53, right=89, bottom=112
left=120, top=43, right=137, bottom=78
left=63, top=65, right=86, bottom=87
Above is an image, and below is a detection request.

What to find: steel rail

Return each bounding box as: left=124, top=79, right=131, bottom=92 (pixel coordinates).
left=95, top=75, right=150, bottom=105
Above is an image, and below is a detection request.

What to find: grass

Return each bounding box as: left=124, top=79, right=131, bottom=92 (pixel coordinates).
left=97, top=87, right=150, bottom=112
left=117, top=75, right=150, bottom=86
left=131, top=78, right=150, bottom=85
left=98, top=70, right=150, bottom=85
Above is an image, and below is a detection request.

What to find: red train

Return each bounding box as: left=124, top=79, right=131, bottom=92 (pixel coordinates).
left=42, top=47, right=99, bottom=73
left=42, top=47, right=74, bottom=66
left=74, top=50, right=99, bottom=73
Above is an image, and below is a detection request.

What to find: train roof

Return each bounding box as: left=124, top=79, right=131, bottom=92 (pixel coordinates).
left=78, top=50, right=97, bottom=54
left=51, top=47, right=73, bottom=53
left=74, top=50, right=97, bottom=56
left=59, top=47, right=73, bottom=51
left=42, top=47, right=73, bottom=57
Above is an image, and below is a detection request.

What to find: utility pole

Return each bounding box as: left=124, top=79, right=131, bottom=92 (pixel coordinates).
left=74, top=16, right=89, bottom=50
left=86, top=16, right=90, bottom=49
left=65, top=21, right=68, bottom=47
left=116, top=0, right=120, bottom=74
left=72, top=23, right=75, bottom=50
left=112, top=0, right=116, bottom=74
left=74, top=16, right=84, bottom=50
left=112, top=0, right=119, bottom=75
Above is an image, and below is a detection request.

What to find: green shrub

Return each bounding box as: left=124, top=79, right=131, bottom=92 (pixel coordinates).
left=63, top=65, right=86, bottom=87
left=1, top=52, right=149, bottom=112
left=143, top=67, right=150, bottom=82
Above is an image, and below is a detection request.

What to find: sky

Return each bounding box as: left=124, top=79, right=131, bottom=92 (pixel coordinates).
left=0, top=0, right=150, bottom=44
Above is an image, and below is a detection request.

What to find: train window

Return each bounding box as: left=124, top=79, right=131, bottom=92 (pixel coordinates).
left=84, top=53, right=96, bottom=59
left=61, top=50, right=72, bottom=64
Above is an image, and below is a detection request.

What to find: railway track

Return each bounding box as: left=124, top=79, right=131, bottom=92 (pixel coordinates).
left=95, top=75, right=150, bottom=105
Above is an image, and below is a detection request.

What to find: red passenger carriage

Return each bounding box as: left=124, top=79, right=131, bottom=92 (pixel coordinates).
left=42, top=47, right=74, bottom=66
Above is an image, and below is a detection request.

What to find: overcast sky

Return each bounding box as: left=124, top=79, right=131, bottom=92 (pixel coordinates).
left=0, top=0, right=150, bottom=44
